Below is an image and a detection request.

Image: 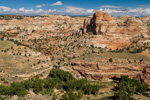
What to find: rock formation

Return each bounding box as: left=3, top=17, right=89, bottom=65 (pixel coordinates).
left=0, top=15, right=85, bottom=36
left=83, top=11, right=150, bottom=35
left=71, top=61, right=150, bottom=85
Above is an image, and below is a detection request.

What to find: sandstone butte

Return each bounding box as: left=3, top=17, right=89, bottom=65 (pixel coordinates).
left=83, top=11, right=149, bottom=35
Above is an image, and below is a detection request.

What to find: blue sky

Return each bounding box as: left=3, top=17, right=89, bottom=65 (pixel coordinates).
left=0, top=0, right=150, bottom=16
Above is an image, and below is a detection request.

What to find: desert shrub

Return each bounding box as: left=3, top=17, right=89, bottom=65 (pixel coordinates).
left=114, top=75, right=149, bottom=100
left=52, top=93, right=57, bottom=100
left=61, top=91, right=84, bottom=100
left=82, top=84, right=99, bottom=95
left=90, top=44, right=94, bottom=48
left=49, top=68, right=99, bottom=95
left=22, top=80, right=33, bottom=90
left=10, top=82, right=28, bottom=96
left=109, top=58, right=113, bottom=62
left=66, top=79, right=77, bottom=91
left=33, top=78, right=44, bottom=94
left=44, top=78, right=60, bottom=89
left=114, top=90, right=132, bottom=100
left=0, top=85, right=13, bottom=95
left=1, top=78, right=5, bottom=81
left=76, top=79, right=88, bottom=90
left=49, top=68, right=74, bottom=82
left=0, top=95, right=10, bottom=100
left=3, top=81, right=8, bottom=84
left=53, top=64, right=59, bottom=68
left=129, top=48, right=143, bottom=53
left=40, top=89, right=54, bottom=96
left=136, top=82, right=149, bottom=93
left=92, top=50, right=95, bottom=53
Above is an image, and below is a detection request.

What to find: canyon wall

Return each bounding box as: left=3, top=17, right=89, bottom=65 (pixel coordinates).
left=71, top=61, right=150, bottom=85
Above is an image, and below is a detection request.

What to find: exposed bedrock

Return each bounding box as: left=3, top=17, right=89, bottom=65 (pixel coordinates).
left=71, top=61, right=150, bottom=85
left=83, top=11, right=150, bottom=35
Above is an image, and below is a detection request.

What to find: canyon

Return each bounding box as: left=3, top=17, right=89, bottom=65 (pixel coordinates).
left=0, top=11, right=150, bottom=87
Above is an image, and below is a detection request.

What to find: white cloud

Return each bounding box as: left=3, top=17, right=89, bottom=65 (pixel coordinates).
left=100, top=5, right=121, bottom=8
left=35, top=4, right=48, bottom=8
left=100, top=8, right=150, bottom=16
left=19, top=7, right=25, bottom=12
left=51, top=1, right=62, bottom=6
left=18, top=7, right=34, bottom=14
left=1, top=5, right=150, bottom=16
left=35, top=9, right=44, bottom=13
left=35, top=5, right=42, bottom=8
left=64, top=6, right=95, bottom=15
left=35, top=1, right=63, bottom=8
left=0, top=6, right=11, bottom=11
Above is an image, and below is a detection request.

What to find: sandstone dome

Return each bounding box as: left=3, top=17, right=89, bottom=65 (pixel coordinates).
left=103, top=13, right=112, bottom=21
left=93, top=11, right=112, bottom=21
left=93, top=11, right=104, bottom=18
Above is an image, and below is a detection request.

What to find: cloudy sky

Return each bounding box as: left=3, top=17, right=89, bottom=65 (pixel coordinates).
left=0, top=0, right=150, bottom=16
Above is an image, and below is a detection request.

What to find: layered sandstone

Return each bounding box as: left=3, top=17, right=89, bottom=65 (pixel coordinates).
left=0, top=15, right=84, bottom=36
left=83, top=11, right=150, bottom=35
left=71, top=61, right=150, bottom=85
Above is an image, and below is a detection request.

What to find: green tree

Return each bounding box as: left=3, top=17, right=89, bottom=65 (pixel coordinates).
left=33, top=78, right=44, bottom=94
left=10, top=82, right=28, bottom=96
left=22, top=80, right=33, bottom=90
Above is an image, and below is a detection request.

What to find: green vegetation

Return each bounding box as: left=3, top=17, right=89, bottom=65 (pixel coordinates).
left=0, top=82, right=28, bottom=96
left=114, top=76, right=149, bottom=100
left=110, top=48, right=123, bottom=53
left=109, top=58, right=113, bottom=62
left=0, top=68, right=100, bottom=99
left=0, top=15, right=24, bottom=20
left=49, top=68, right=99, bottom=99
left=61, top=91, right=84, bottom=100
left=49, top=68, right=74, bottom=82
left=13, top=40, right=32, bottom=49
left=128, top=48, right=143, bottom=53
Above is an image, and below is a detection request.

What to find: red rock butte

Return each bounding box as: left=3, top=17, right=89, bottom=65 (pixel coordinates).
left=93, top=11, right=112, bottom=21
left=83, top=11, right=149, bottom=35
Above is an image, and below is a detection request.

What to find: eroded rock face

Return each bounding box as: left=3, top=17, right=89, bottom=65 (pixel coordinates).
left=103, top=13, right=112, bottom=21
left=71, top=61, right=150, bottom=85
left=83, top=11, right=150, bottom=35
left=0, top=15, right=84, bottom=36
left=142, top=67, right=150, bottom=85
left=93, top=11, right=113, bottom=35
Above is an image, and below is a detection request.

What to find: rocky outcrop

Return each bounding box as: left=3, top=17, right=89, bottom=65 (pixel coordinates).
left=83, top=11, right=150, bottom=35
left=71, top=61, right=150, bottom=85
left=142, top=67, right=150, bottom=85
left=0, top=15, right=84, bottom=36
left=103, top=13, right=112, bottom=21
